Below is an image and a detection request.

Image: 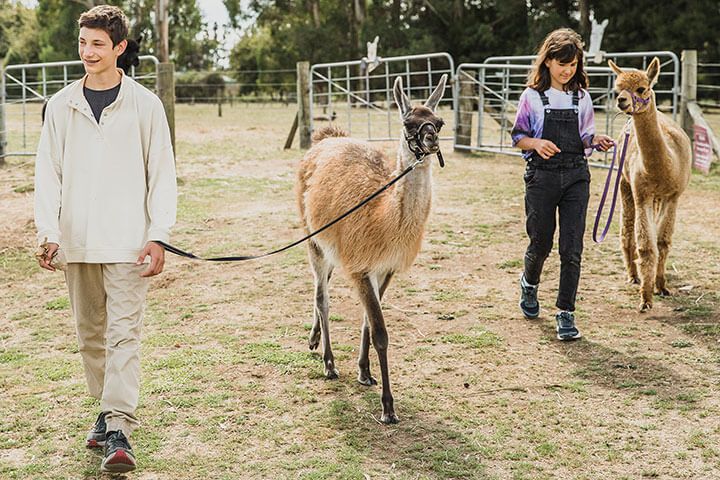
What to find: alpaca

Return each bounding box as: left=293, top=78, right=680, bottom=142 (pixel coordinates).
left=609, top=58, right=692, bottom=311
left=296, top=75, right=447, bottom=423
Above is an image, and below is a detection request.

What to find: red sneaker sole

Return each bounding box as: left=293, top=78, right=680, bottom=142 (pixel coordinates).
left=101, top=450, right=136, bottom=473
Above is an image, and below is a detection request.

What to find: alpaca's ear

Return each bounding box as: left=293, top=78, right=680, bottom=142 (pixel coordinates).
left=646, top=57, right=661, bottom=86
left=608, top=60, right=623, bottom=76
left=393, top=76, right=411, bottom=117
left=424, top=74, right=447, bottom=111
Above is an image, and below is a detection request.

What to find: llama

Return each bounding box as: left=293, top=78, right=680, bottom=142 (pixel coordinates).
left=296, top=75, right=447, bottom=423
left=608, top=58, right=692, bottom=311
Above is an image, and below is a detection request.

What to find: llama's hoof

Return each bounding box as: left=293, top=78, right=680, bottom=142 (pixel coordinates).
left=308, top=330, right=320, bottom=350
left=324, top=367, right=339, bottom=380
left=357, top=373, right=377, bottom=386
left=380, top=412, right=400, bottom=424
left=627, top=276, right=640, bottom=285
left=656, top=287, right=671, bottom=297
left=639, top=301, right=653, bottom=312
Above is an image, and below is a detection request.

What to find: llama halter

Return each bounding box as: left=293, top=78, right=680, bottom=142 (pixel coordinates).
left=404, top=121, right=445, bottom=167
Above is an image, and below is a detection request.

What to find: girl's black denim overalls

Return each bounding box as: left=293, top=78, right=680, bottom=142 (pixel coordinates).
left=523, top=90, right=591, bottom=312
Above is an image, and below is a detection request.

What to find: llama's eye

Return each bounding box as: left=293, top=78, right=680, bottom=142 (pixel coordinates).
left=435, top=120, right=444, bottom=131
left=636, top=87, right=646, bottom=94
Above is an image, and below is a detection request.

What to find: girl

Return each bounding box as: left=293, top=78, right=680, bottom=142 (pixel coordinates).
left=511, top=28, right=613, bottom=340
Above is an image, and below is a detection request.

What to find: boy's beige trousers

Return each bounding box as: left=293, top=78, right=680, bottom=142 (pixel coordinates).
left=65, top=263, right=149, bottom=436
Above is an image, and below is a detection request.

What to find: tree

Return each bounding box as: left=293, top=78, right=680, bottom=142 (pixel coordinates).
left=1, top=0, right=40, bottom=66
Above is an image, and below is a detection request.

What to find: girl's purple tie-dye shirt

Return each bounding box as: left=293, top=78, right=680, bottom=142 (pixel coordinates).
left=511, top=87, right=596, bottom=159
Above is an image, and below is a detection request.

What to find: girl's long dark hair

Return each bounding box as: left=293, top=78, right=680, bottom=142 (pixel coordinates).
left=528, top=28, right=588, bottom=93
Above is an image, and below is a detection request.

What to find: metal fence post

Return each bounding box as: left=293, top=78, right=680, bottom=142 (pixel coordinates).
left=157, top=62, right=176, bottom=154
left=297, top=61, right=311, bottom=149
left=0, top=65, right=6, bottom=164
left=680, top=50, right=697, bottom=138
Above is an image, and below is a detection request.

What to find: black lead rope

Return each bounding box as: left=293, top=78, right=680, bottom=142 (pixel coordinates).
left=156, top=157, right=429, bottom=262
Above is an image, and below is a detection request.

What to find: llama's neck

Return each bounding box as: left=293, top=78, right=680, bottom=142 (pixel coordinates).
left=632, top=97, right=671, bottom=173
left=390, top=138, right=433, bottom=227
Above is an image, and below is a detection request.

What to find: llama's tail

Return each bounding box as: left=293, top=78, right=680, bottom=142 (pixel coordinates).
left=312, top=125, right=348, bottom=143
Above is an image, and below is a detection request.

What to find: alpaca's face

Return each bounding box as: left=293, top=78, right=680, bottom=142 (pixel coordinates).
left=78, top=27, right=127, bottom=77
left=403, top=106, right=444, bottom=153
left=609, top=58, right=660, bottom=115
left=613, top=71, right=652, bottom=114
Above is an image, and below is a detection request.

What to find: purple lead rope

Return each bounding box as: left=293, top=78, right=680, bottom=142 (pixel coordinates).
left=592, top=124, right=631, bottom=243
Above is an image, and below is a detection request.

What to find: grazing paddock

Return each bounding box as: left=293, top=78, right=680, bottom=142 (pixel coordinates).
left=1, top=102, right=720, bottom=479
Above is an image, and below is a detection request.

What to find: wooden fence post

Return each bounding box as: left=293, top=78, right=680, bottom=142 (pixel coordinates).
left=297, top=61, right=311, bottom=149
left=680, top=49, right=697, bottom=138
left=455, top=73, right=474, bottom=151
left=156, top=62, right=176, bottom=154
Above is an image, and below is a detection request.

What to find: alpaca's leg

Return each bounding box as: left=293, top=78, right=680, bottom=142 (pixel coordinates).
left=655, top=198, right=678, bottom=296
left=620, top=178, right=639, bottom=284
left=634, top=199, right=658, bottom=311
left=358, top=271, right=393, bottom=386
left=307, top=241, right=337, bottom=378
left=354, top=272, right=398, bottom=424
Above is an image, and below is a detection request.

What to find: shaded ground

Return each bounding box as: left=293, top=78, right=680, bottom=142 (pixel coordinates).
left=1, top=103, right=720, bottom=479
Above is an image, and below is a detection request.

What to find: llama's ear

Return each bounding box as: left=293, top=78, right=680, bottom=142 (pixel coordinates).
left=393, top=76, right=411, bottom=118
left=424, top=74, right=447, bottom=111
left=608, top=60, right=623, bottom=76
left=646, top=57, right=661, bottom=86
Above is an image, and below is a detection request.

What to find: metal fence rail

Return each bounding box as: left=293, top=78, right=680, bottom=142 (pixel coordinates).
left=1, top=56, right=159, bottom=158
left=455, top=51, right=680, bottom=164
left=310, top=52, right=455, bottom=141
left=698, top=63, right=720, bottom=111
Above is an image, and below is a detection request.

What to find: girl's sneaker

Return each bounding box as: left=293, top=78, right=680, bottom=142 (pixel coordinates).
left=519, top=275, right=540, bottom=319
left=556, top=311, right=582, bottom=340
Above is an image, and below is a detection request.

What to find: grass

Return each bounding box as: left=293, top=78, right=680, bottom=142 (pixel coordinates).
left=2, top=103, right=720, bottom=479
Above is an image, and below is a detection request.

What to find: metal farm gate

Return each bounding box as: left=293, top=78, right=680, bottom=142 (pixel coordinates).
left=0, top=56, right=159, bottom=159
left=454, top=51, right=680, bottom=162
left=309, top=52, right=455, bottom=142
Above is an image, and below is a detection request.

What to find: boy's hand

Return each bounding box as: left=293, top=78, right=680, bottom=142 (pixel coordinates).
left=593, top=134, right=615, bottom=152
left=36, top=241, right=59, bottom=272
left=137, top=241, right=166, bottom=277
left=533, top=139, right=561, bottom=159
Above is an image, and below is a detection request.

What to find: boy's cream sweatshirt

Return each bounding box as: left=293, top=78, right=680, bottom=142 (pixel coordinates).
left=34, top=72, right=177, bottom=263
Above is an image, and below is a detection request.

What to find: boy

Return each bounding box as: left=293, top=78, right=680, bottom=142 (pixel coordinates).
left=34, top=5, right=176, bottom=473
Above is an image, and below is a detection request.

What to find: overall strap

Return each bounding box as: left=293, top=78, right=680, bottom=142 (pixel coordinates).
left=538, top=90, right=550, bottom=107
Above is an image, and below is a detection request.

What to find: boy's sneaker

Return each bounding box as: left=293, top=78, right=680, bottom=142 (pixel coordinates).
left=556, top=311, right=582, bottom=341
left=86, top=412, right=107, bottom=448
left=100, top=430, right=136, bottom=474
left=519, top=275, right=540, bottom=319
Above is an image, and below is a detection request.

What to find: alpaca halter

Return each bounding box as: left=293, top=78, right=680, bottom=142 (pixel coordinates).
left=404, top=121, right=445, bottom=167
left=622, top=89, right=651, bottom=115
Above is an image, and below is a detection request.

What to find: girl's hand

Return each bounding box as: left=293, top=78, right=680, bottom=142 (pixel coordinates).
left=533, top=139, right=561, bottom=159
left=594, top=134, right=615, bottom=152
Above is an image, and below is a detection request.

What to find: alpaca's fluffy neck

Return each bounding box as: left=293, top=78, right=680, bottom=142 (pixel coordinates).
left=632, top=96, right=671, bottom=174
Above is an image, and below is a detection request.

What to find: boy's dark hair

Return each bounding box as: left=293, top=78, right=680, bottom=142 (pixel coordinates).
left=527, top=28, right=589, bottom=93
left=78, top=5, right=129, bottom=47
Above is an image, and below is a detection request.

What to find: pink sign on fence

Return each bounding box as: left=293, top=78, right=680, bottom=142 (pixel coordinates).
left=693, top=125, right=712, bottom=174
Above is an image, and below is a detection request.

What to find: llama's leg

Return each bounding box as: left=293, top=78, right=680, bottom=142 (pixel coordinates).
left=620, top=178, right=639, bottom=284
left=353, top=272, right=398, bottom=424
left=358, top=271, right=393, bottom=386
left=634, top=199, right=658, bottom=311
left=655, top=198, right=678, bottom=296
left=307, top=241, right=338, bottom=378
